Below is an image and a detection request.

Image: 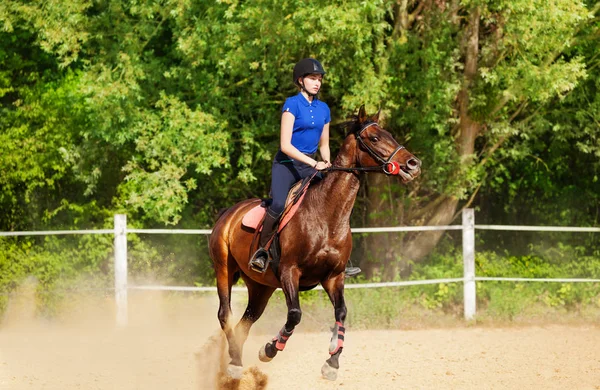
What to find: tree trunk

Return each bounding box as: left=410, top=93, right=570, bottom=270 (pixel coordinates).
left=399, top=195, right=459, bottom=262
left=365, top=6, right=483, bottom=270
left=456, top=6, right=481, bottom=160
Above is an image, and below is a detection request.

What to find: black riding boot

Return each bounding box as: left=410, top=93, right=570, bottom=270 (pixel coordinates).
left=249, top=209, right=280, bottom=273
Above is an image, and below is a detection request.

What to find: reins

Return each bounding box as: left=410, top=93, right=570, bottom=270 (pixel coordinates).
left=325, top=165, right=389, bottom=173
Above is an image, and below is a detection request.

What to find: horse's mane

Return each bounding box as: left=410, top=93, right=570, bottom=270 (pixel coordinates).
left=335, top=115, right=360, bottom=137
left=303, top=115, right=361, bottom=203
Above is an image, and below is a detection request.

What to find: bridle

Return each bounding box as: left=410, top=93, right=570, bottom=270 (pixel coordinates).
left=325, top=121, right=405, bottom=175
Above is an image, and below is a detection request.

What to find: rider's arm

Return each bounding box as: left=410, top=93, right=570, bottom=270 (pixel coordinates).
left=318, top=122, right=331, bottom=167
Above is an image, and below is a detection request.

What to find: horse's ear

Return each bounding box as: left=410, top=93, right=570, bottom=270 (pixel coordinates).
left=371, top=108, right=381, bottom=123
left=358, top=105, right=367, bottom=124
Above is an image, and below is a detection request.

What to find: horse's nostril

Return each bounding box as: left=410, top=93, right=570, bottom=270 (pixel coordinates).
left=407, top=158, right=420, bottom=169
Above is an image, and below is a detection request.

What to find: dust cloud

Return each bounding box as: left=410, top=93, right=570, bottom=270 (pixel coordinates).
left=0, top=280, right=273, bottom=390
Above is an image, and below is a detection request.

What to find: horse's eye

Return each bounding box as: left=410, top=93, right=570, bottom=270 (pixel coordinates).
left=369, top=136, right=379, bottom=142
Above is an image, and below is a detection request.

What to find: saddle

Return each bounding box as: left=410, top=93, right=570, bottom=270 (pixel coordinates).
left=242, top=175, right=313, bottom=232
left=242, top=174, right=316, bottom=277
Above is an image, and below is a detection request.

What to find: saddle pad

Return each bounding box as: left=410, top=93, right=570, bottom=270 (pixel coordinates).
left=241, top=191, right=308, bottom=232
left=241, top=204, right=265, bottom=230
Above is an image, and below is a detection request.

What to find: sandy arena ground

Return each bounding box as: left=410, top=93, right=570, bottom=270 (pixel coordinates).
left=1, top=290, right=600, bottom=390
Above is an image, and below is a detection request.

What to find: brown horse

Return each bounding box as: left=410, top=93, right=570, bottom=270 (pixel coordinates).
left=209, top=106, right=421, bottom=381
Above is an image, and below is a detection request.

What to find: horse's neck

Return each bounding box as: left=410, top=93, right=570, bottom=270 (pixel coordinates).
left=308, top=141, right=360, bottom=227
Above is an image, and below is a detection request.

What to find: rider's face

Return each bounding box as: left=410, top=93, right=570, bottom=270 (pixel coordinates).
left=300, top=74, right=323, bottom=94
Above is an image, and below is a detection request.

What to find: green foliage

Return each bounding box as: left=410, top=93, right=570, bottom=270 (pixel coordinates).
left=474, top=249, right=600, bottom=317
left=483, top=284, right=532, bottom=320
left=2, top=0, right=598, bottom=228
left=408, top=250, right=463, bottom=310
left=119, top=93, right=230, bottom=224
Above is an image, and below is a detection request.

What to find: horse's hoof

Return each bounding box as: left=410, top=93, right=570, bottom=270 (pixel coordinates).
left=226, top=364, right=243, bottom=379
left=258, top=345, right=273, bottom=362
left=321, top=362, right=338, bottom=381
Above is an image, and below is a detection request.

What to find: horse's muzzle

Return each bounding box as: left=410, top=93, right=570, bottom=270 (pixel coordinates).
left=399, top=157, right=421, bottom=182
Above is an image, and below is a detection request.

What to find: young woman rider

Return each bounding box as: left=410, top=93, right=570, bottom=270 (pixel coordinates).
left=249, top=58, right=360, bottom=278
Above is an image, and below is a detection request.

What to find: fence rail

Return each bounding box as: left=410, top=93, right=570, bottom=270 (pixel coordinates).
left=0, top=229, right=114, bottom=236
left=2, top=209, right=599, bottom=326
left=475, top=225, right=600, bottom=232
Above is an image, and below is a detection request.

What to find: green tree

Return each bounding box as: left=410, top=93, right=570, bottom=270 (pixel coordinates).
left=358, top=0, right=598, bottom=279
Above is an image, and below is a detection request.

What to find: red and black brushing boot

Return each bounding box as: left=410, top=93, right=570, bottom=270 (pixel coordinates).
left=259, top=326, right=294, bottom=362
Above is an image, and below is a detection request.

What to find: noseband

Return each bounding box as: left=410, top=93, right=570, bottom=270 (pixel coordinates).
left=326, top=121, right=405, bottom=175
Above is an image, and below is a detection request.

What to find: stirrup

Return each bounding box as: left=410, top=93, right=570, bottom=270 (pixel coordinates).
left=249, top=248, right=269, bottom=273
left=344, top=266, right=361, bottom=278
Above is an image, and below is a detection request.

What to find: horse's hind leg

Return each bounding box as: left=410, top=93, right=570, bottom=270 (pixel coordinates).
left=259, top=267, right=302, bottom=362
left=213, top=246, right=244, bottom=378
left=233, top=277, right=276, bottom=353
left=320, top=274, right=347, bottom=381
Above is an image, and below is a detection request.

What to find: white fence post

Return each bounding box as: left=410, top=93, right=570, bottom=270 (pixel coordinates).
left=462, top=208, right=476, bottom=320
left=114, top=214, right=128, bottom=326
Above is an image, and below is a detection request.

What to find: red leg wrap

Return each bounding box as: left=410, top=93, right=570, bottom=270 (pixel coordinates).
left=329, top=321, right=345, bottom=355
left=272, top=327, right=294, bottom=351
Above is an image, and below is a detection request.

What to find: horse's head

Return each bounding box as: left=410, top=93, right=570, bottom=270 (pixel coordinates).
left=348, top=105, right=421, bottom=182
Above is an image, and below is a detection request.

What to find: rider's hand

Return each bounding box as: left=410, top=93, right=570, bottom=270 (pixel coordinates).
left=314, top=161, right=331, bottom=170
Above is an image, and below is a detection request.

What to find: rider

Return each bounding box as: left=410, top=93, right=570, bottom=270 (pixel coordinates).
left=249, top=58, right=361, bottom=277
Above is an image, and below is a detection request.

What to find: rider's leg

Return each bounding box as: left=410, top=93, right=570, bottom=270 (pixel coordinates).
left=249, top=208, right=281, bottom=272
left=249, top=157, right=297, bottom=273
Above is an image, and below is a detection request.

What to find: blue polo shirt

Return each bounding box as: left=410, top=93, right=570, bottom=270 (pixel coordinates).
left=281, top=93, right=331, bottom=154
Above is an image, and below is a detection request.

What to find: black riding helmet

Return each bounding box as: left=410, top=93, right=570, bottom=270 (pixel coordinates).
left=293, top=58, right=326, bottom=87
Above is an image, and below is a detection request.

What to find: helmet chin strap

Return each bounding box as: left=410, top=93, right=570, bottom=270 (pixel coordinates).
left=300, top=78, right=319, bottom=99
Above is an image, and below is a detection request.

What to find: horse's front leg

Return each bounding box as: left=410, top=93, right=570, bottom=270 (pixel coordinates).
left=321, top=274, right=347, bottom=381
left=258, top=267, right=301, bottom=362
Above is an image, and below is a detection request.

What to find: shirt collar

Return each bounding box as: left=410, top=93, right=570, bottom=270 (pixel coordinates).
left=297, top=92, right=319, bottom=107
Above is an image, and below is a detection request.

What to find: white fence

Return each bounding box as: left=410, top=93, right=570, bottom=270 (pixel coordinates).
left=2, top=209, right=600, bottom=326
